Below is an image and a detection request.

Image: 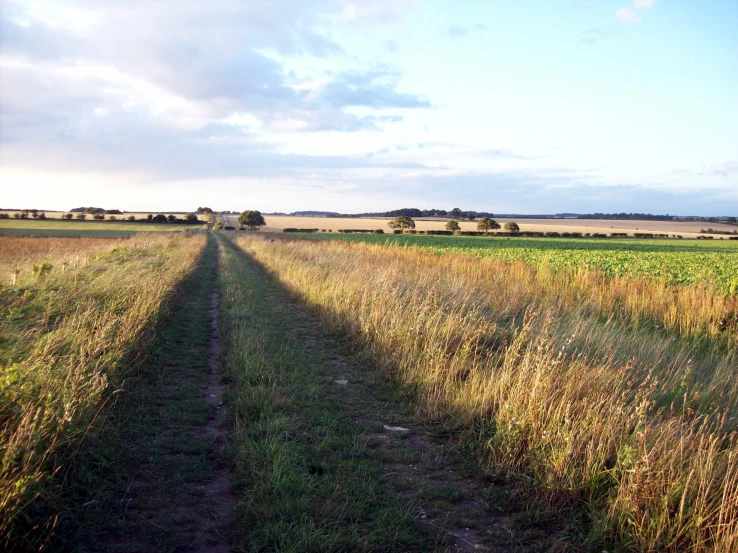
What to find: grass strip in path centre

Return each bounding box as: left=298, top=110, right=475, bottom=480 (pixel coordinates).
left=217, top=234, right=451, bottom=552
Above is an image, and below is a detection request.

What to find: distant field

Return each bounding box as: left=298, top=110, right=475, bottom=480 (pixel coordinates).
left=293, top=233, right=738, bottom=294
left=223, top=215, right=737, bottom=238
left=0, top=219, right=205, bottom=237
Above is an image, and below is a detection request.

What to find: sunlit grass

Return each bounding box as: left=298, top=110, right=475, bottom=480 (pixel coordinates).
left=0, top=232, right=206, bottom=549
left=234, top=234, right=738, bottom=552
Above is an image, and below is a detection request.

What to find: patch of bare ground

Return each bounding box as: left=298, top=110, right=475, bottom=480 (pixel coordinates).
left=184, top=290, right=238, bottom=552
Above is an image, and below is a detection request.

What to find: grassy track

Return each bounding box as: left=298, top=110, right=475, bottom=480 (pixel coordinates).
left=217, top=233, right=476, bottom=552
left=0, top=219, right=204, bottom=237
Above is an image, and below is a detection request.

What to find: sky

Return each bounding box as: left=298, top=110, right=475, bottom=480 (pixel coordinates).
left=1, top=0, right=737, bottom=215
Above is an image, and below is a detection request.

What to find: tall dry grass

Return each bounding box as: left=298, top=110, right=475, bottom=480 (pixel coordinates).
left=234, top=235, right=738, bottom=552
left=0, top=233, right=206, bottom=549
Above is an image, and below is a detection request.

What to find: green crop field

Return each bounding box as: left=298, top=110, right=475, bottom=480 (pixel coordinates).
left=295, top=233, right=738, bottom=294
left=0, top=219, right=206, bottom=237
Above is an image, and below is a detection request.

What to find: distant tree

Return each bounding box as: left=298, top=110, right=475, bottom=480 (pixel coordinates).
left=445, top=220, right=460, bottom=232
left=185, top=213, right=199, bottom=223
left=62, top=213, right=73, bottom=220
left=75, top=213, right=87, bottom=220
left=167, top=214, right=178, bottom=223
left=467, top=213, right=475, bottom=221
left=196, top=207, right=213, bottom=214
left=109, top=215, right=117, bottom=220
left=146, top=214, right=153, bottom=221
left=38, top=212, right=46, bottom=220
left=450, top=208, right=462, bottom=219
left=31, top=209, right=39, bottom=219
left=504, top=221, right=520, bottom=233
left=388, top=215, right=415, bottom=231
left=152, top=214, right=167, bottom=223
left=93, top=213, right=105, bottom=220
left=12, top=213, right=20, bottom=219
left=728, top=217, right=737, bottom=225
left=20, top=211, right=29, bottom=219
left=127, top=215, right=136, bottom=221
left=477, top=217, right=500, bottom=235
left=238, top=210, right=266, bottom=231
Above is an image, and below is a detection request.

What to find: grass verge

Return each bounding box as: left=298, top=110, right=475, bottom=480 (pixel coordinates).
left=0, top=233, right=206, bottom=550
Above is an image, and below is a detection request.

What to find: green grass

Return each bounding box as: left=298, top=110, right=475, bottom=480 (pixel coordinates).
left=291, top=232, right=738, bottom=294
left=0, top=219, right=203, bottom=237
left=216, top=233, right=448, bottom=552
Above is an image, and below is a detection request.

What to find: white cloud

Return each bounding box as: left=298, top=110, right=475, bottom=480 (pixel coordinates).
left=616, top=0, right=658, bottom=23
left=633, top=0, right=657, bottom=9
left=615, top=8, right=641, bottom=23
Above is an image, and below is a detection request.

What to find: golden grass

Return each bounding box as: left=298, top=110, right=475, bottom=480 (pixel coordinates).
left=0, top=233, right=206, bottom=548
left=234, top=234, right=738, bottom=552
left=223, top=215, right=737, bottom=238
left=0, top=236, right=124, bottom=279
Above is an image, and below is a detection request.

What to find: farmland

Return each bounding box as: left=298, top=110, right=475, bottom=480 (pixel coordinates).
left=2, top=229, right=738, bottom=552
left=222, top=214, right=738, bottom=239
left=304, top=233, right=738, bottom=295
left=0, top=218, right=207, bottom=237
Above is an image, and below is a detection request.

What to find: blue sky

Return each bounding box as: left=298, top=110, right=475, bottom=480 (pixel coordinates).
left=1, top=0, right=736, bottom=215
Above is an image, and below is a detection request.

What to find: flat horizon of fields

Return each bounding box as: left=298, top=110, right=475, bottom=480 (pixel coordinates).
left=0, top=218, right=207, bottom=237
left=222, top=215, right=738, bottom=239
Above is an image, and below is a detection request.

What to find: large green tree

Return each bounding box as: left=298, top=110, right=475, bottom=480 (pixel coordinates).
left=504, top=221, right=520, bottom=233
left=239, top=210, right=266, bottom=231
left=387, top=215, right=416, bottom=231
left=445, top=220, right=460, bottom=232
left=477, top=217, right=500, bottom=235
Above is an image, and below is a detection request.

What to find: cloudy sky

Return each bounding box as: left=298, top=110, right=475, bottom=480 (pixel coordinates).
left=1, top=0, right=736, bottom=214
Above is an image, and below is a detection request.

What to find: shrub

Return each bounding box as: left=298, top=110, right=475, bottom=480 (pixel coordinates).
left=504, top=221, right=520, bottom=232
left=75, top=213, right=87, bottom=220
left=393, top=229, right=403, bottom=234
left=446, top=220, right=461, bottom=232
left=284, top=228, right=319, bottom=233
left=610, top=233, right=628, bottom=238
left=31, top=261, right=53, bottom=279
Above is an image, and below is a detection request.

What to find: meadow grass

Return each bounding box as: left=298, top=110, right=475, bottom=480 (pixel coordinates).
left=0, top=232, right=206, bottom=549
left=278, top=233, right=738, bottom=348
left=235, top=234, right=738, bottom=552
